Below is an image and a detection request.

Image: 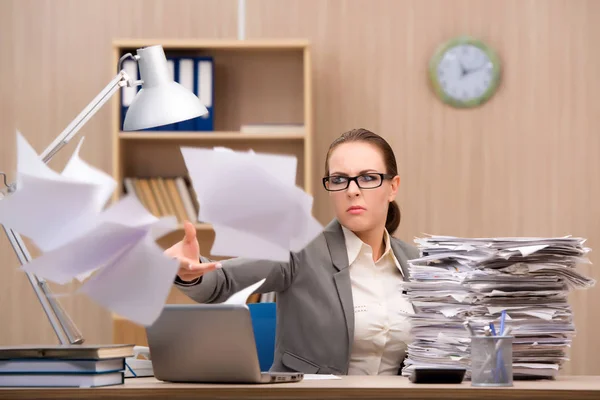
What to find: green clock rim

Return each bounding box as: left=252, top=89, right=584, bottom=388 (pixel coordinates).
left=429, top=36, right=501, bottom=108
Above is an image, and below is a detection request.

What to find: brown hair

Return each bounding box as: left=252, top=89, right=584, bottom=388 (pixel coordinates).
left=324, top=128, right=401, bottom=234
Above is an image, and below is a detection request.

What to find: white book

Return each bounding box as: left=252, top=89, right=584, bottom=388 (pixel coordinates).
left=123, top=177, right=136, bottom=198
left=240, top=124, right=304, bottom=135
left=0, top=358, right=123, bottom=374
left=175, top=177, right=198, bottom=222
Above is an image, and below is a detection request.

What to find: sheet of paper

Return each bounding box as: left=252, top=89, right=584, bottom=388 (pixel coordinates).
left=16, top=130, right=61, bottom=180
left=223, top=278, right=266, bottom=305
left=506, top=244, right=549, bottom=257
left=181, top=146, right=323, bottom=261
left=78, top=235, right=179, bottom=326
left=211, top=225, right=290, bottom=262
left=302, top=374, right=342, bottom=380
left=61, top=138, right=116, bottom=214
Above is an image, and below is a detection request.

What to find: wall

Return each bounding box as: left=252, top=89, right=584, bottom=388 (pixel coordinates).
left=1, top=0, right=598, bottom=374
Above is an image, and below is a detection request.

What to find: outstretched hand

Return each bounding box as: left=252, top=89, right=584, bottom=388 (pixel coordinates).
left=164, top=220, right=221, bottom=282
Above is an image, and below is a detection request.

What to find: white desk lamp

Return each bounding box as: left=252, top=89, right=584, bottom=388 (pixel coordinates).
left=0, top=45, right=207, bottom=344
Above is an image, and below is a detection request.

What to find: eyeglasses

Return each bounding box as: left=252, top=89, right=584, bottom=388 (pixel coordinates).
left=322, top=173, right=395, bottom=192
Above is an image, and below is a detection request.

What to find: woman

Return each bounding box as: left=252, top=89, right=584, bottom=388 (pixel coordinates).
left=166, top=128, right=419, bottom=375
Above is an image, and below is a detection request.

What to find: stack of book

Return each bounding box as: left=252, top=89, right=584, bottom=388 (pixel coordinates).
left=402, top=235, right=594, bottom=380
left=0, top=344, right=134, bottom=388
left=123, top=176, right=199, bottom=223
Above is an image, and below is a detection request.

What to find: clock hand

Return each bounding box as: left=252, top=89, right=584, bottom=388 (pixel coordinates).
left=461, top=63, right=485, bottom=78
left=458, top=60, right=468, bottom=77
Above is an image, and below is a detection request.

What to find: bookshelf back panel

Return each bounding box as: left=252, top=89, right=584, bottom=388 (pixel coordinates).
left=121, top=139, right=306, bottom=187
left=118, top=48, right=305, bottom=131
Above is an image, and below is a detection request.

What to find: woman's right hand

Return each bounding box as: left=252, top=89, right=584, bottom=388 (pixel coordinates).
left=164, top=220, right=222, bottom=282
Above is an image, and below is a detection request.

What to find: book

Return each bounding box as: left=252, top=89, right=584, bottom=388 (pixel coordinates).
left=0, top=358, right=125, bottom=374
left=165, top=178, right=189, bottom=223
left=0, top=344, right=134, bottom=360
left=175, top=177, right=198, bottom=221
left=0, top=371, right=124, bottom=388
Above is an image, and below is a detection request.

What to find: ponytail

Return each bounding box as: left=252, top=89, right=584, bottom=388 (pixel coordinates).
left=386, top=201, right=401, bottom=234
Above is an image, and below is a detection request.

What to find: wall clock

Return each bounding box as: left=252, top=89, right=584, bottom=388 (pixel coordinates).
left=429, top=36, right=501, bottom=108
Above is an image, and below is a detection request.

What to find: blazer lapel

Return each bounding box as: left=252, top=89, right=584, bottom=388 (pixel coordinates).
left=391, top=240, right=411, bottom=281
left=323, top=220, right=354, bottom=353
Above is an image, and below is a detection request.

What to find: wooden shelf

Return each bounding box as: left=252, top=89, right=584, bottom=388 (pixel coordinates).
left=170, top=223, right=213, bottom=231
left=193, top=223, right=212, bottom=231
left=113, top=39, right=309, bottom=50
left=119, top=131, right=306, bottom=141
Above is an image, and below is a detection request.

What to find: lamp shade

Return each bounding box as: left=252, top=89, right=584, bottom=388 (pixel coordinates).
left=123, top=45, right=208, bottom=131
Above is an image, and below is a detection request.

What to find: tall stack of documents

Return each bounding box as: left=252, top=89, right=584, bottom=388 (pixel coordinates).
left=402, top=236, right=595, bottom=379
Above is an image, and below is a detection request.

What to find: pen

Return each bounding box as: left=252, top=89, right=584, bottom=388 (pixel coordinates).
left=500, top=310, right=506, bottom=336
left=489, top=322, right=497, bottom=336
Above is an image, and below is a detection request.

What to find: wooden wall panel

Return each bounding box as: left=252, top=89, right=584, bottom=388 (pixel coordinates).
left=2, top=0, right=599, bottom=377
left=245, top=0, right=600, bottom=375
left=0, top=0, right=238, bottom=346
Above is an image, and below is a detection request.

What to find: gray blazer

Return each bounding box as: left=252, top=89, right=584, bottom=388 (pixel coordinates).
left=175, top=219, right=419, bottom=375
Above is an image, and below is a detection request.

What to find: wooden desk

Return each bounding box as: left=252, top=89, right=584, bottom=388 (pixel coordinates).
left=0, top=376, right=599, bottom=400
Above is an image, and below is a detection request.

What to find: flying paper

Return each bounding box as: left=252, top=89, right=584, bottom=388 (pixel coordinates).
left=223, top=278, right=266, bottom=305
left=0, top=132, right=180, bottom=326
left=181, top=147, right=323, bottom=261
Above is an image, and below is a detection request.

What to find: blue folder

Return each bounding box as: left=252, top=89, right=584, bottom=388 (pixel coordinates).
left=194, top=56, right=214, bottom=131
left=248, top=302, right=276, bottom=372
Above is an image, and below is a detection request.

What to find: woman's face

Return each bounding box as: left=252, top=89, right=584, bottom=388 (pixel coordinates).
left=326, top=141, right=400, bottom=234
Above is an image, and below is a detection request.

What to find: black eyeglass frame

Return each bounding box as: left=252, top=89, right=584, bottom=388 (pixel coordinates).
left=322, top=173, right=396, bottom=192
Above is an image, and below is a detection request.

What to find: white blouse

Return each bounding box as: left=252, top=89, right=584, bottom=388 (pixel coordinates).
left=341, top=226, right=414, bottom=375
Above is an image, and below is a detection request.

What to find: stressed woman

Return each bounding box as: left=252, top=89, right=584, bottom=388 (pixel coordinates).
left=165, top=128, right=418, bottom=375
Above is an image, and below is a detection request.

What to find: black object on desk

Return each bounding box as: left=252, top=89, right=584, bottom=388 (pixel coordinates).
left=409, top=367, right=467, bottom=384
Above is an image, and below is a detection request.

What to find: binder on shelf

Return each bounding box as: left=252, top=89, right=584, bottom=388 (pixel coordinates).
left=195, top=57, right=214, bottom=131
left=175, top=57, right=197, bottom=131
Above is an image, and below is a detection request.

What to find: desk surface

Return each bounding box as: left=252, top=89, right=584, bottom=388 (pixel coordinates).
left=1, top=376, right=599, bottom=400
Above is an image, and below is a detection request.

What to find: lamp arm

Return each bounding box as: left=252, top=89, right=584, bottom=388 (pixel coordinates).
left=41, top=70, right=130, bottom=163
left=2, top=69, right=132, bottom=345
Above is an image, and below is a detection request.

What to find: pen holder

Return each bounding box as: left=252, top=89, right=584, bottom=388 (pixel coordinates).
left=470, top=335, right=513, bottom=387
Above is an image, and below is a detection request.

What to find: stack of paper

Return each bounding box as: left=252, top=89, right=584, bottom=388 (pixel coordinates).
left=402, top=235, right=594, bottom=379
left=180, top=146, right=323, bottom=262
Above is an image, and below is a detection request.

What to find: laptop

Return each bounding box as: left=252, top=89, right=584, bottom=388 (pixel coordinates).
left=145, top=304, right=304, bottom=384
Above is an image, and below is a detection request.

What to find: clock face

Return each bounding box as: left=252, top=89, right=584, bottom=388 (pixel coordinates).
left=429, top=37, right=501, bottom=108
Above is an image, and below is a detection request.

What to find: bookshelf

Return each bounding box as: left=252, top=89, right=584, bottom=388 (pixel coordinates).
left=110, top=39, right=312, bottom=345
